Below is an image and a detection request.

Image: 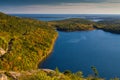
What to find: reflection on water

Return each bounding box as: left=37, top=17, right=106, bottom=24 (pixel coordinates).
left=68, top=36, right=87, bottom=43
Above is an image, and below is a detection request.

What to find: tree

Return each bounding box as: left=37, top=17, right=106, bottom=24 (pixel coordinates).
left=91, top=66, right=99, bottom=78
left=63, top=70, right=72, bottom=75
left=75, top=71, right=83, bottom=78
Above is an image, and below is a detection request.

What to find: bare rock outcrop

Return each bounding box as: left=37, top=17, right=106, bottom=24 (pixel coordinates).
left=0, top=48, right=6, bottom=57
left=0, top=74, right=8, bottom=80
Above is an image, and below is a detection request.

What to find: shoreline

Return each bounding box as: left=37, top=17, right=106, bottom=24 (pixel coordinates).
left=37, top=32, right=58, bottom=69
left=37, top=28, right=96, bottom=69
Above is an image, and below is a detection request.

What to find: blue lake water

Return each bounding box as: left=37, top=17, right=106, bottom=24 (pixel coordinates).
left=40, top=30, right=120, bottom=79
left=10, top=14, right=120, bottom=79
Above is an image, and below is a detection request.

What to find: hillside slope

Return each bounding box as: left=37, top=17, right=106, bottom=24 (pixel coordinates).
left=0, top=12, right=58, bottom=71
left=49, top=18, right=95, bottom=31
left=95, top=19, right=120, bottom=34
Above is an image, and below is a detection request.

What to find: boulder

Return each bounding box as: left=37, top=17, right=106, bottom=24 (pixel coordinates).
left=0, top=48, right=6, bottom=57
left=0, top=74, right=8, bottom=80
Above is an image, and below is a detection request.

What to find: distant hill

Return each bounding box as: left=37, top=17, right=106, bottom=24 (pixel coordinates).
left=95, top=19, right=120, bottom=34
left=50, top=17, right=120, bottom=34
left=49, top=18, right=95, bottom=31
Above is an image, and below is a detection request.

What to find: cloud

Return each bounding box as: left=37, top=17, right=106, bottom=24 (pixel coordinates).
left=1, top=2, right=120, bottom=14
left=0, top=0, right=114, bottom=6
left=107, top=0, right=120, bottom=3
left=0, top=0, right=120, bottom=14
left=1, top=0, right=120, bottom=7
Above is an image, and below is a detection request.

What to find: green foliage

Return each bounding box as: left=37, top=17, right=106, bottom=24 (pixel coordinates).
left=91, top=66, right=99, bottom=78
left=50, top=18, right=95, bottom=31
left=64, top=70, right=72, bottom=75
left=95, top=19, right=120, bottom=34
left=50, top=18, right=120, bottom=34
left=75, top=71, right=83, bottom=78
left=110, top=78, right=120, bottom=80
left=18, top=70, right=103, bottom=80
left=18, top=70, right=71, bottom=80
left=0, top=12, right=58, bottom=71
left=19, top=71, right=54, bottom=80
left=55, top=67, right=59, bottom=73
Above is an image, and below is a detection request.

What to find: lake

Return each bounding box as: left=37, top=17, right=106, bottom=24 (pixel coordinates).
left=40, top=30, right=120, bottom=79
left=11, top=14, right=120, bottom=79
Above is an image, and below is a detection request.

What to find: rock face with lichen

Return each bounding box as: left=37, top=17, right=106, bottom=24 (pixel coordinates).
left=0, top=74, right=8, bottom=80
left=0, top=48, right=6, bottom=57
left=0, top=69, right=70, bottom=80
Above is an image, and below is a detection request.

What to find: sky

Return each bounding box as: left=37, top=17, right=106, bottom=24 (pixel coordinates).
left=1, top=0, right=120, bottom=14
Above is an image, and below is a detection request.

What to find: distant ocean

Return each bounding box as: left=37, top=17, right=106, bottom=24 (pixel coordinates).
left=10, top=14, right=120, bottom=21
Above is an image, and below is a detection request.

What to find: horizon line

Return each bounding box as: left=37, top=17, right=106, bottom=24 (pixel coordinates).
left=8, top=13, right=120, bottom=15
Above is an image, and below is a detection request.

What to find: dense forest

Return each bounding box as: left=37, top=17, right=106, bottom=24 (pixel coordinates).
left=50, top=18, right=120, bottom=34
left=95, top=19, right=120, bottom=34
left=0, top=12, right=58, bottom=71
left=49, top=18, right=95, bottom=31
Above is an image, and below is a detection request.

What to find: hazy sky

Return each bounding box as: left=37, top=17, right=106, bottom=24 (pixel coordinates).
left=1, top=0, right=120, bottom=14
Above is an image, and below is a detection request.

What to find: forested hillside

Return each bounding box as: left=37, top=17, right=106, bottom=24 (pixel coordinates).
left=49, top=17, right=120, bottom=34
left=0, top=12, right=58, bottom=71
left=49, top=18, right=95, bottom=31
left=95, top=19, right=120, bottom=34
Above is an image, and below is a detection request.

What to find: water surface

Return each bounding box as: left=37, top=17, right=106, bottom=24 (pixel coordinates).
left=40, top=30, right=120, bottom=79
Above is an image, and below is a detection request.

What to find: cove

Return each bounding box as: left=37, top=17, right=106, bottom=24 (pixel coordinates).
left=40, top=30, right=120, bottom=79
